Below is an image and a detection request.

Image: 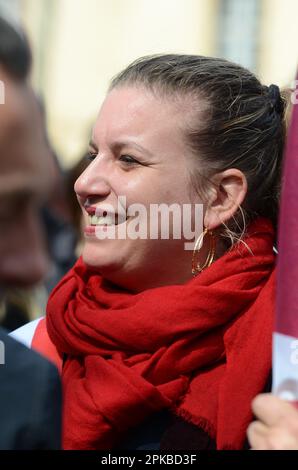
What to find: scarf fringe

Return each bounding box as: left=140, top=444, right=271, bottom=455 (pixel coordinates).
left=174, top=405, right=216, bottom=441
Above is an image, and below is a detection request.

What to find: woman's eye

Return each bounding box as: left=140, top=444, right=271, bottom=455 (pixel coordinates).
left=119, top=155, right=139, bottom=165
left=86, top=151, right=97, bottom=162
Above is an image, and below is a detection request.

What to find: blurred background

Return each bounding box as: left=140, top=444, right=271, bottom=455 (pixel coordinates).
left=0, top=0, right=297, bottom=168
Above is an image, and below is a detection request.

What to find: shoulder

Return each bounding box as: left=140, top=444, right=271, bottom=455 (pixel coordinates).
left=10, top=318, right=63, bottom=372
left=10, top=318, right=41, bottom=348
left=0, top=327, right=62, bottom=449
left=3, top=325, right=60, bottom=386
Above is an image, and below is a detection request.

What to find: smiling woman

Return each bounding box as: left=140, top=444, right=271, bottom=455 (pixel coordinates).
left=74, top=84, right=209, bottom=290
left=16, top=54, right=287, bottom=450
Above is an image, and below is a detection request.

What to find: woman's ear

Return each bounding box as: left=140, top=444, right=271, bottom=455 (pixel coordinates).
left=204, top=169, right=247, bottom=230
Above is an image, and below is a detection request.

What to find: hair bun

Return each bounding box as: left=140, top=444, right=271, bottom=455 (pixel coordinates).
left=268, top=84, right=284, bottom=115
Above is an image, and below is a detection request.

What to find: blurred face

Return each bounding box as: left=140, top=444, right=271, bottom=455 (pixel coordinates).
left=0, top=69, right=53, bottom=288
left=75, top=86, right=204, bottom=291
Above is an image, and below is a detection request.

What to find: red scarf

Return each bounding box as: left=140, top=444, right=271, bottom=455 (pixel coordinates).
left=47, top=218, right=275, bottom=450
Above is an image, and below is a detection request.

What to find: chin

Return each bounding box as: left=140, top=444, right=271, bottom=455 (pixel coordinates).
left=81, top=243, right=119, bottom=273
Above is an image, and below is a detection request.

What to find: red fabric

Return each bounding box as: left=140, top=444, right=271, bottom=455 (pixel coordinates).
left=46, top=218, right=276, bottom=450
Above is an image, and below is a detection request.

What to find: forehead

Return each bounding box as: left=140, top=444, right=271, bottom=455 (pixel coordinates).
left=92, top=86, right=191, bottom=146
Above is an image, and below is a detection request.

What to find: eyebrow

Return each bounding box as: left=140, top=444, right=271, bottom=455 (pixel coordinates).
left=88, top=139, right=154, bottom=158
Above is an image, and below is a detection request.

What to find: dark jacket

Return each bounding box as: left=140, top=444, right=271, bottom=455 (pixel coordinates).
left=119, top=410, right=216, bottom=450
left=0, top=327, right=61, bottom=449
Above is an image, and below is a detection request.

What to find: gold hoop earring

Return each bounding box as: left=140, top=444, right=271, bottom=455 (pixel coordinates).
left=191, top=228, right=216, bottom=276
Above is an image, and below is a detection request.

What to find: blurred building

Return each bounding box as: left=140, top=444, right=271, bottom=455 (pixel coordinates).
left=0, top=0, right=297, bottom=167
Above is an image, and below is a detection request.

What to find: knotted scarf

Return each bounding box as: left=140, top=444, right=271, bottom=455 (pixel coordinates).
left=46, top=218, right=276, bottom=449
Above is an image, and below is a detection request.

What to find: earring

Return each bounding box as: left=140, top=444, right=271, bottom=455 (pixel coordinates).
left=192, top=228, right=216, bottom=276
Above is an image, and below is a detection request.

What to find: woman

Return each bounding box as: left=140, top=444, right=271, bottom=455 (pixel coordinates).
left=13, top=54, right=286, bottom=450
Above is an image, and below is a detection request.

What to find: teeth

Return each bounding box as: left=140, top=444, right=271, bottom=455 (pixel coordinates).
left=90, top=215, right=116, bottom=226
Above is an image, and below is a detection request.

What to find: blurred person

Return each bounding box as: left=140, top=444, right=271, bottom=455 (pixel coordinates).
left=247, top=394, right=298, bottom=450
left=35, top=98, right=78, bottom=293
left=0, top=99, right=78, bottom=332
left=0, top=16, right=61, bottom=449
left=40, top=150, right=78, bottom=294
left=16, top=54, right=285, bottom=450
left=65, top=153, right=89, bottom=255
left=0, top=286, right=47, bottom=331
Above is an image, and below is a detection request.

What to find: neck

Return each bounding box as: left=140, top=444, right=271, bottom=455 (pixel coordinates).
left=101, top=238, right=227, bottom=293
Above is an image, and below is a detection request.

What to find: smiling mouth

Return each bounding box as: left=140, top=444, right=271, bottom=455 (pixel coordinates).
left=84, top=202, right=129, bottom=228
left=89, top=213, right=120, bottom=227
left=86, top=209, right=129, bottom=228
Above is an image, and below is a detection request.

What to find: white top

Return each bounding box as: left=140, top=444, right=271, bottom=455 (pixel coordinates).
left=9, top=318, right=42, bottom=348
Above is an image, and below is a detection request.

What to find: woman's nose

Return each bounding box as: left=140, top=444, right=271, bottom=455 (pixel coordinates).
left=74, top=157, right=111, bottom=199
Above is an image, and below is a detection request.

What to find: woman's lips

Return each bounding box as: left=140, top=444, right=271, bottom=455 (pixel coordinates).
left=84, top=205, right=123, bottom=224
left=83, top=216, right=130, bottom=236
left=84, top=225, right=96, bottom=235
left=85, top=205, right=106, bottom=216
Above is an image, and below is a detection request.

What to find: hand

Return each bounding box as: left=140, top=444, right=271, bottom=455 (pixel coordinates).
left=247, top=393, right=298, bottom=450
